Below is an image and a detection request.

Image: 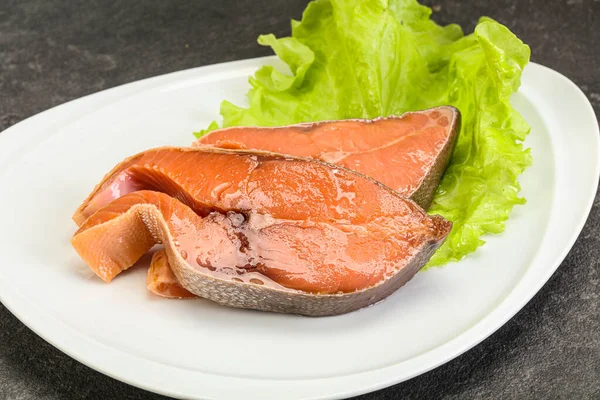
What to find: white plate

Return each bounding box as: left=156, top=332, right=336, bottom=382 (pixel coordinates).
left=0, top=57, right=598, bottom=400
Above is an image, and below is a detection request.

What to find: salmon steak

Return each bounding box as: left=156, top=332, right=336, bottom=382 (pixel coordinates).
left=195, top=106, right=460, bottom=210
left=72, top=147, right=452, bottom=316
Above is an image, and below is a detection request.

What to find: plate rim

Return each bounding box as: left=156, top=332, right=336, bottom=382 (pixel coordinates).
left=0, top=57, right=598, bottom=400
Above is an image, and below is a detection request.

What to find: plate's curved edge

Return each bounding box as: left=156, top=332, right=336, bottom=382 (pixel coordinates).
left=0, top=59, right=598, bottom=400
left=0, top=57, right=270, bottom=172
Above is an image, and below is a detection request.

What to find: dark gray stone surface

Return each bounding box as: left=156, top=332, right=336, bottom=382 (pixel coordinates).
left=0, top=0, right=599, bottom=399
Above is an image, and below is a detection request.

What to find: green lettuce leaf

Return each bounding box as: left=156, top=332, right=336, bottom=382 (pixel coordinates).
left=195, top=0, right=532, bottom=268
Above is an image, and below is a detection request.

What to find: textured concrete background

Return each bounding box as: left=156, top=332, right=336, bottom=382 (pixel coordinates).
left=1, top=0, right=599, bottom=399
